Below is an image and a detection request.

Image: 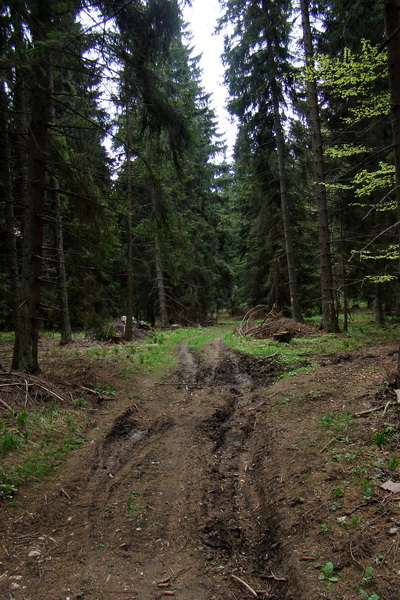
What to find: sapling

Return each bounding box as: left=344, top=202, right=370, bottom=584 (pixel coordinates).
left=318, top=562, right=338, bottom=582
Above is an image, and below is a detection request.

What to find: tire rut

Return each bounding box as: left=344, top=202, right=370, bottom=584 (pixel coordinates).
left=0, top=337, right=289, bottom=600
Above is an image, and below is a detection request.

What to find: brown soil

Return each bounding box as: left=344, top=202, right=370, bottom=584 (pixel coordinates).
left=1, top=333, right=400, bottom=600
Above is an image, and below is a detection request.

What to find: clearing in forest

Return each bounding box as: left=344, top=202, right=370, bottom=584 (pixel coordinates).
left=0, top=323, right=399, bottom=600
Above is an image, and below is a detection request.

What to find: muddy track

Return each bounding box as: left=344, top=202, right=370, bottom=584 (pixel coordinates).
left=1, top=338, right=295, bottom=600
left=4, top=337, right=394, bottom=600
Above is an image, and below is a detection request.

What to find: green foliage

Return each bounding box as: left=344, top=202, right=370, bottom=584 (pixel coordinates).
left=0, top=431, right=24, bottom=455
left=125, top=490, right=141, bottom=516
left=318, top=562, right=338, bottom=582
left=359, top=592, right=380, bottom=600
left=316, top=40, right=388, bottom=122
left=362, top=566, right=374, bottom=582
left=387, top=455, right=400, bottom=471
left=0, top=401, right=91, bottom=500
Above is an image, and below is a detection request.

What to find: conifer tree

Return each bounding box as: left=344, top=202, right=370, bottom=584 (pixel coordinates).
left=220, top=0, right=303, bottom=320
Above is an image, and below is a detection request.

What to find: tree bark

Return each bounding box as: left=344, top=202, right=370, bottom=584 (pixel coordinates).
left=271, top=85, right=303, bottom=323
left=124, top=106, right=134, bottom=341
left=49, top=69, right=72, bottom=345
left=154, top=230, right=169, bottom=328
left=383, top=0, right=400, bottom=270
left=300, top=0, right=339, bottom=332
left=12, top=10, right=52, bottom=373
left=0, top=81, right=19, bottom=327
left=375, top=282, right=385, bottom=327
left=52, top=176, right=72, bottom=345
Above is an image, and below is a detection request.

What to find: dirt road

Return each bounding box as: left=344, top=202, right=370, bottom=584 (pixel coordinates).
left=0, top=335, right=398, bottom=600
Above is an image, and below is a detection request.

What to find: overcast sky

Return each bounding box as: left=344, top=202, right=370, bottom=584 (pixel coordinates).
left=182, top=0, right=237, bottom=159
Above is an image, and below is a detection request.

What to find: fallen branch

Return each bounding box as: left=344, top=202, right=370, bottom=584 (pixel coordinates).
left=355, top=402, right=396, bottom=417
left=79, top=385, right=99, bottom=395
left=33, top=382, right=65, bottom=403
left=230, top=574, right=258, bottom=597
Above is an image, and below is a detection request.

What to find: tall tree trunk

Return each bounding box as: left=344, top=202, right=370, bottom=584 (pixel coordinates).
left=49, top=69, right=72, bottom=345
left=300, top=0, right=339, bottom=332
left=52, top=176, right=72, bottom=345
left=383, top=0, right=400, bottom=268
left=150, top=183, right=169, bottom=328
left=272, top=85, right=303, bottom=322
left=375, top=282, right=385, bottom=327
left=124, top=107, right=134, bottom=341
left=341, top=249, right=348, bottom=332
left=154, top=230, right=169, bottom=328
left=0, top=82, right=19, bottom=326
left=12, top=13, right=52, bottom=372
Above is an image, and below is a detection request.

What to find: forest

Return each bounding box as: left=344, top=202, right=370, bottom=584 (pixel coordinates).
left=1, top=0, right=400, bottom=374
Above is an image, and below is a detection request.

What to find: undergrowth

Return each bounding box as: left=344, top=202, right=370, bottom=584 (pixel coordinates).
left=0, top=406, right=91, bottom=500
left=223, top=317, right=397, bottom=377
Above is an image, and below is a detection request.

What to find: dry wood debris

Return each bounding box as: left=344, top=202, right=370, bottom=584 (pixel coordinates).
left=239, top=305, right=315, bottom=341
left=0, top=370, right=73, bottom=413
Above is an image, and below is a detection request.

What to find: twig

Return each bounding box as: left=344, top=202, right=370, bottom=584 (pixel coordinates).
left=383, top=399, right=392, bottom=416
left=355, top=403, right=395, bottom=417
left=25, top=379, right=29, bottom=407
left=0, top=397, right=15, bottom=413
left=33, top=382, right=65, bottom=403
left=320, top=438, right=335, bottom=453
left=79, top=385, right=99, bottom=395
left=60, top=488, right=71, bottom=500
left=264, top=572, right=288, bottom=582
left=155, top=382, right=207, bottom=388
left=177, top=537, right=189, bottom=552
left=230, top=574, right=258, bottom=597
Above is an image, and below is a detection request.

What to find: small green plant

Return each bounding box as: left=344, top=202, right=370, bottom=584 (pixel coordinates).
left=0, top=482, right=18, bottom=498
left=153, top=333, right=166, bottom=344
left=94, top=383, right=116, bottom=396
left=374, top=430, right=389, bottom=448
left=0, top=431, right=24, bottom=455
left=125, top=490, right=141, bottom=516
left=364, top=487, right=372, bottom=499
left=362, top=566, right=374, bottom=582
left=333, top=486, right=344, bottom=497
left=387, top=454, right=400, bottom=471
left=66, top=417, right=78, bottom=433
left=16, top=411, right=29, bottom=428
left=351, top=516, right=362, bottom=527
left=319, top=413, right=335, bottom=428
left=321, top=523, right=330, bottom=533
left=359, top=591, right=379, bottom=600
left=329, top=501, right=342, bottom=511
left=318, top=562, right=338, bottom=582
left=73, top=397, right=87, bottom=408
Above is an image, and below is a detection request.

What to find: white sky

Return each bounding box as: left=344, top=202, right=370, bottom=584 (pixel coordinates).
left=182, top=0, right=237, bottom=159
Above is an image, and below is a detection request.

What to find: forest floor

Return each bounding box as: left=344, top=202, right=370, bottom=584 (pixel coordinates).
left=0, top=324, right=400, bottom=600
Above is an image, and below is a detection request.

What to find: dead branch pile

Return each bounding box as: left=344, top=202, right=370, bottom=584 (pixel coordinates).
left=0, top=370, right=72, bottom=413
left=239, top=305, right=315, bottom=341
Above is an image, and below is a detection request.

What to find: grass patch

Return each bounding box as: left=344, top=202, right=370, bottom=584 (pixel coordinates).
left=0, top=407, right=91, bottom=499
left=223, top=315, right=398, bottom=378
left=65, top=326, right=225, bottom=375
